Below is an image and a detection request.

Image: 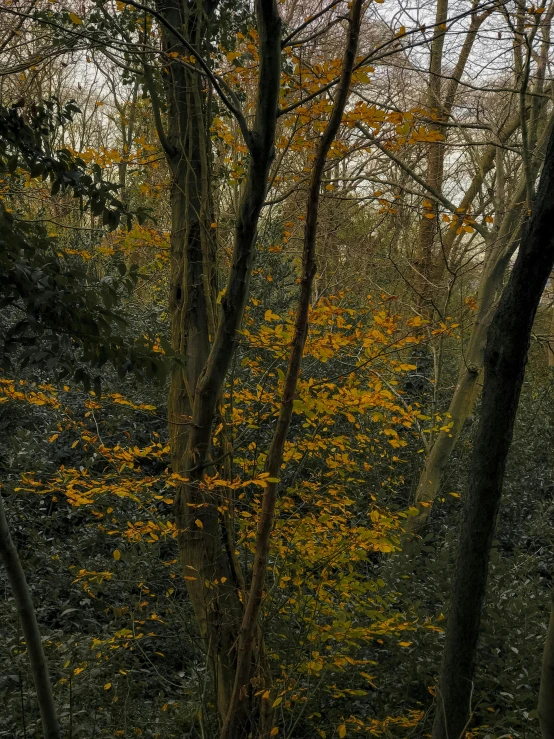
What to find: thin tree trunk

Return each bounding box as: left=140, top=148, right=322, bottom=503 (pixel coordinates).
left=548, top=306, right=554, bottom=368
left=139, top=0, right=280, bottom=723
left=409, top=6, right=554, bottom=525
left=219, top=3, right=363, bottom=735
left=432, top=119, right=554, bottom=739
left=539, top=597, right=554, bottom=739
left=410, top=109, right=554, bottom=530
left=0, top=492, right=61, bottom=739
left=413, top=0, right=448, bottom=310
left=169, top=0, right=282, bottom=726
left=149, top=0, right=244, bottom=719
left=409, top=199, right=525, bottom=529
left=414, top=1, right=494, bottom=305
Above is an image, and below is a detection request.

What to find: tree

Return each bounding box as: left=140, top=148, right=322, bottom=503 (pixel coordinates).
left=410, top=2, right=554, bottom=527
left=0, top=97, right=165, bottom=739
left=0, top=492, right=61, bottom=739
left=432, top=112, right=554, bottom=739
left=220, top=2, right=363, bottom=733
left=539, top=597, right=554, bottom=739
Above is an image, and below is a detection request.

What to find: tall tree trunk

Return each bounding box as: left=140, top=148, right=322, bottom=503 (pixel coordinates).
left=0, top=493, right=61, bottom=739
left=409, top=185, right=526, bottom=529
left=410, top=109, right=554, bottom=530
left=548, top=304, right=554, bottom=368
left=413, top=0, right=448, bottom=310
left=149, top=0, right=243, bottom=720
left=432, top=120, right=554, bottom=739
left=160, top=0, right=282, bottom=726
left=539, top=596, right=554, bottom=739
left=410, top=6, right=554, bottom=527
left=220, top=2, right=363, bottom=735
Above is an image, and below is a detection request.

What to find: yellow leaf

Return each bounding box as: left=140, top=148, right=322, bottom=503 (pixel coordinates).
left=360, top=671, right=377, bottom=687
left=69, top=12, right=83, bottom=24
left=195, top=519, right=203, bottom=529
left=48, top=433, right=59, bottom=443
left=113, top=550, right=121, bottom=561
left=184, top=576, right=197, bottom=581
left=71, top=440, right=79, bottom=449
left=270, top=729, right=279, bottom=737
left=104, top=683, right=112, bottom=690
left=399, top=641, right=412, bottom=647
left=272, top=696, right=283, bottom=708
left=74, top=667, right=85, bottom=675
left=338, top=725, right=347, bottom=738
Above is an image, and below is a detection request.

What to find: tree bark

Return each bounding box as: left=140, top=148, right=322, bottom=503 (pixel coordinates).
left=539, top=595, right=554, bottom=739
left=409, top=182, right=526, bottom=529
left=219, top=3, right=363, bottom=735
left=432, top=119, right=554, bottom=739
left=164, top=0, right=283, bottom=727
left=410, top=108, right=554, bottom=530
left=413, top=0, right=448, bottom=310
left=0, top=492, right=61, bottom=739
left=539, top=596, right=554, bottom=739
left=410, top=7, right=554, bottom=525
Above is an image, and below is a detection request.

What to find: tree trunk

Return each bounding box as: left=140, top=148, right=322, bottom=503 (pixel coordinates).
left=539, top=597, right=554, bottom=739
left=152, top=0, right=245, bottom=721
left=160, top=0, right=282, bottom=727
left=220, top=2, right=363, bottom=734
left=410, top=109, right=554, bottom=529
left=432, top=120, right=554, bottom=739
left=413, top=0, right=448, bottom=310
left=0, top=492, right=61, bottom=739
left=547, top=299, right=554, bottom=368
left=409, top=198, right=524, bottom=529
